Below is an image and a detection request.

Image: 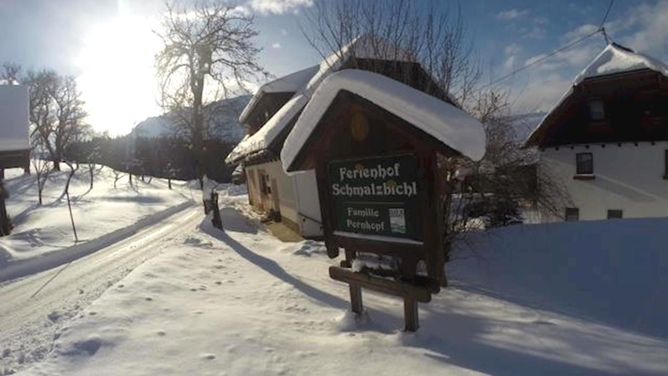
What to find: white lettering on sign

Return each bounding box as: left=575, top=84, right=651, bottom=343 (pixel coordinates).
left=345, top=218, right=386, bottom=232
left=338, top=163, right=401, bottom=182
left=347, top=207, right=380, bottom=218
left=331, top=181, right=418, bottom=198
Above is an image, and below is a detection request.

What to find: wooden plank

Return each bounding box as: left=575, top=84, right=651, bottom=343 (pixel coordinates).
left=349, top=283, right=363, bottom=314
left=403, top=297, right=419, bottom=332
left=329, top=266, right=431, bottom=303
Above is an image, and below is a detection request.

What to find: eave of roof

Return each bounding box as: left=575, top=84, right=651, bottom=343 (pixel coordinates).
left=281, top=69, right=486, bottom=173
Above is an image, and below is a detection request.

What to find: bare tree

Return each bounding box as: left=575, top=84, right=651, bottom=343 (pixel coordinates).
left=303, top=0, right=481, bottom=108
left=31, top=154, right=51, bottom=206
left=49, top=75, right=89, bottom=170
left=24, top=70, right=88, bottom=171
left=63, top=160, right=79, bottom=242
left=112, top=170, right=124, bottom=189
left=155, top=0, right=266, bottom=188
left=1, top=62, right=21, bottom=85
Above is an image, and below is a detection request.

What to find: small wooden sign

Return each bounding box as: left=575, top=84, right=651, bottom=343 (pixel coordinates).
left=328, top=154, right=422, bottom=242
left=282, top=72, right=484, bottom=331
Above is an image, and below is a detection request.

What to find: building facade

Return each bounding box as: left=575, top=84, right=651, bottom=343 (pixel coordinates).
left=226, top=36, right=459, bottom=237
left=526, top=43, right=668, bottom=221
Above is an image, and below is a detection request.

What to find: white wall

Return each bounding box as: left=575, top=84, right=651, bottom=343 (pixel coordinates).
left=245, top=160, right=323, bottom=237
left=540, top=142, right=668, bottom=221
left=0, top=85, right=29, bottom=151
left=292, top=170, right=323, bottom=237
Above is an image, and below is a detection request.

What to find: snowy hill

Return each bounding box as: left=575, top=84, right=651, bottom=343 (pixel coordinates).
left=131, top=95, right=251, bottom=143
left=0, top=166, right=193, bottom=269
left=16, top=195, right=668, bottom=375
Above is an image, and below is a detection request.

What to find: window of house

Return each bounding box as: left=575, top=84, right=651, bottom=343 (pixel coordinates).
left=607, top=209, right=623, bottom=219
left=576, top=153, right=594, bottom=174
left=565, top=208, right=579, bottom=221
left=589, top=99, right=605, bottom=121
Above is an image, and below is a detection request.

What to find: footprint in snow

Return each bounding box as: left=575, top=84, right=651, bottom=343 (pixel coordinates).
left=215, top=281, right=222, bottom=285
left=201, top=353, right=216, bottom=360
left=145, top=297, right=153, bottom=302
left=157, top=331, right=166, bottom=336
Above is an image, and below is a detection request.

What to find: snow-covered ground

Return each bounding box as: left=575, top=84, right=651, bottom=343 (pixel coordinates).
left=0, top=165, right=194, bottom=268
left=14, top=189, right=668, bottom=376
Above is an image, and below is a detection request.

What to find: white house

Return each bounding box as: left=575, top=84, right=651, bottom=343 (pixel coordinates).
left=526, top=43, right=668, bottom=221
left=226, top=35, right=460, bottom=238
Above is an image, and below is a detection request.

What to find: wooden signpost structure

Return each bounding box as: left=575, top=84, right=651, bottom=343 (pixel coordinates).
left=282, top=69, right=484, bottom=331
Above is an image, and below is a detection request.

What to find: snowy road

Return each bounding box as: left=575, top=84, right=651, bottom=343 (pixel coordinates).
left=0, top=206, right=203, bottom=371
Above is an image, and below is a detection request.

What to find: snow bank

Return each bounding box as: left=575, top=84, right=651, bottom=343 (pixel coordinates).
left=0, top=165, right=194, bottom=267
left=281, top=69, right=486, bottom=172
left=450, top=218, right=668, bottom=338
left=20, top=204, right=668, bottom=376
left=0, top=85, right=30, bottom=151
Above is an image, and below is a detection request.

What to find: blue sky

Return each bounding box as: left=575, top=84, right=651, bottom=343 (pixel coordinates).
left=1, top=0, right=667, bottom=135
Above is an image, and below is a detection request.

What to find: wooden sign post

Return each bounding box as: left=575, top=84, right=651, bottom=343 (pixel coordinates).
left=281, top=70, right=485, bottom=332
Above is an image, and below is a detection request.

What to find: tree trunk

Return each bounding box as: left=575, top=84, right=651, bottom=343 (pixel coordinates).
left=53, top=160, right=60, bottom=171
left=89, top=165, right=94, bottom=190
left=64, top=163, right=78, bottom=242
left=0, top=178, right=11, bottom=236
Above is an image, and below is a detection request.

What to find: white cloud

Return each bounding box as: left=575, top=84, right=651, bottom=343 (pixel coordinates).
left=503, top=43, right=523, bottom=71
left=249, top=0, right=313, bottom=15
left=271, top=42, right=281, bottom=49
left=496, top=9, right=529, bottom=21
left=616, top=1, right=668, bottom=61
left=512, top=77, right=572, bottom=113
left=563, top=24, right=599, bottom=43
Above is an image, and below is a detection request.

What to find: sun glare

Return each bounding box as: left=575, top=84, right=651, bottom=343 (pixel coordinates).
left=75, top=11, right=162, bottom=136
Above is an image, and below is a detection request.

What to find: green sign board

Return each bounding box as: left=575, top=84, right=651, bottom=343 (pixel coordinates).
left=327, top=154, right=422, bottom=241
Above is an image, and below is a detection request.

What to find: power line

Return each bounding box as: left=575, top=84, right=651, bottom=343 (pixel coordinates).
left=599, top=0, right=614, bottom=29
left=599, top=0, right=614, bottom=44
left=481, top=0, right=615, bottom=89
left=481, top=29, right=601, bottom=89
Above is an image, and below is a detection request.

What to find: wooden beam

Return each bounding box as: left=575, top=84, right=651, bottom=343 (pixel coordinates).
left=329, top=266, right=431, bottom=303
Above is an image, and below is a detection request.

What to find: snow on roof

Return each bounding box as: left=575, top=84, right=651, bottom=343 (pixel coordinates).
left=238, top=65, right=318, bottom=124
left=525, top=43, right=668, bottom=147
left=281, top=69, right=486, bottom=172
left=0, top=85, right=30, bottom=152
left=304, top=34, right=414, bottom=94
left=225, top=94, right=309, bottom=164
left=228, top=35, right=462, bottom=165
left=228, top=36, right=413, bottom=164
left=574, top=43, right=668, bottom=84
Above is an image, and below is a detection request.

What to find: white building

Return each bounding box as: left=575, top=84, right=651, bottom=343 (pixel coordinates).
left=526, top=43, right=668, bottom=221
left=226, top=36, right=460, bottom=238
left=0, top=85, right=30, bottom=171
